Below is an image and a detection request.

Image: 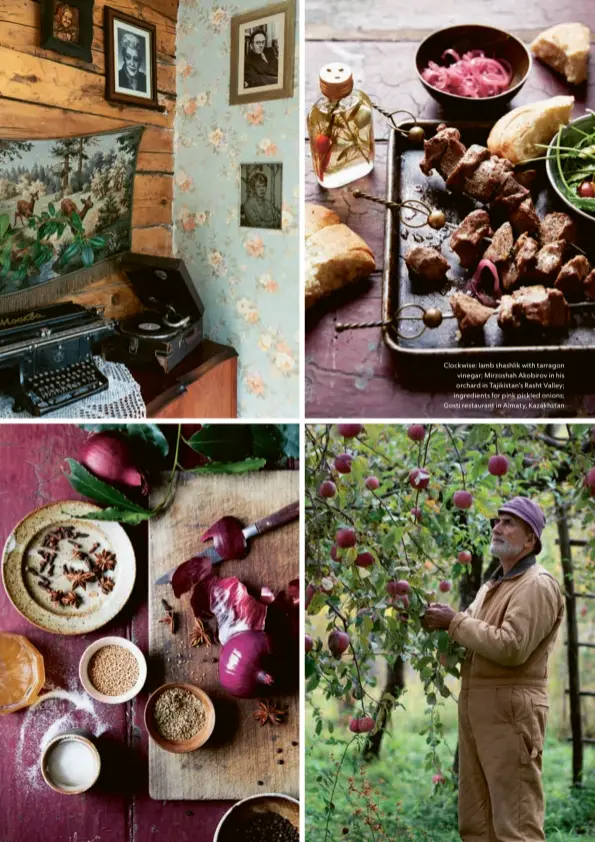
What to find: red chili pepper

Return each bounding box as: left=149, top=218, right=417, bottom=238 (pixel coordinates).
left=314, top=133, right=333, bottom=180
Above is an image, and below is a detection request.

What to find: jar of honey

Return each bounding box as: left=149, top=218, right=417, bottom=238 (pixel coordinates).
left=0, top=632, right=45, bottom=714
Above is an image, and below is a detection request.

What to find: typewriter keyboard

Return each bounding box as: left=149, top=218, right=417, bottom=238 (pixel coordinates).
left=20, top=357, right=109, bottom=416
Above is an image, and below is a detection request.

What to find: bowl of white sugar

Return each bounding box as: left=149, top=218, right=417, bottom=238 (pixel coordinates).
left=41, top=731, right=101, bottom=795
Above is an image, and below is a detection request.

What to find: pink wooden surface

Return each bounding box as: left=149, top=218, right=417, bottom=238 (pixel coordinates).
left=305, top=6, right=595, bottom=418
left=0, top=425, right=233, bottom=842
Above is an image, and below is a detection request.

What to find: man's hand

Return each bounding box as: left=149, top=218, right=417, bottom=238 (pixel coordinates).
left=423, top=603, right=457, bottom=630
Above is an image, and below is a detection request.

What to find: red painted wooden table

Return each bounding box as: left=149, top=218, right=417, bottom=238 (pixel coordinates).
left=0, top=426, right=233, bottom=842
left=305, top=2, right=595, bottom=417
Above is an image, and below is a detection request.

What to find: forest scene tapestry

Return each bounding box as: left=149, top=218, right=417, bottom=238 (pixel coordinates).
left=0, top=126, right=143, bottom=296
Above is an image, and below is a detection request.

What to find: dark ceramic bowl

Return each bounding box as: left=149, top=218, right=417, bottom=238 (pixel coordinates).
left=416, top=24, right=531, bottom=112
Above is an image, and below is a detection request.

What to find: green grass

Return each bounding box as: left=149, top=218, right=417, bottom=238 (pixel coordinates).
left=306, top=710, right=595, bottom=842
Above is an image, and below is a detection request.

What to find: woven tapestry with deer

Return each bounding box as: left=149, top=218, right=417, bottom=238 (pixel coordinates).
left=0, top=126, right=143, bottom=297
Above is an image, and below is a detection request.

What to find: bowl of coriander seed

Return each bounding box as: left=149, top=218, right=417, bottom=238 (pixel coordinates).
left=79, top=636, right=147, bottom=704
left=144, top=681, right=216, bottom=753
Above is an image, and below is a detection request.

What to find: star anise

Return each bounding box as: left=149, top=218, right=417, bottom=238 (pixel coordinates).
left=60, top=591, right=79, bottom=607
left=189, top=618, right=211, bottom=647
left=159, top=599, right=176, bottom=633
left=100, top=577, right=115, bottom=595
left=64, top=566, right=96, bottom=591
left=94, top=549, right=117, bottom=573
left=253, top=699, right=288, bottom=727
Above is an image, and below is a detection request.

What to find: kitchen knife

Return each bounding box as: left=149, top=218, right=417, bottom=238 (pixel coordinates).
left=154, top=500, right=299, bottom=585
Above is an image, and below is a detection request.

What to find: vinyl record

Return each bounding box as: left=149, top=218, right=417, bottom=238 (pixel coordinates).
left=119, top=311, right=178, bottom=341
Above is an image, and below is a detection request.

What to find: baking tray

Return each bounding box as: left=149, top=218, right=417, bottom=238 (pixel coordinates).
left=381, top=119, right=595, bottom=356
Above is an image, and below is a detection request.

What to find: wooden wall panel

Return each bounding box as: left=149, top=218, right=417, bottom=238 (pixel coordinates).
left=0, top=0, right=177, bottom=314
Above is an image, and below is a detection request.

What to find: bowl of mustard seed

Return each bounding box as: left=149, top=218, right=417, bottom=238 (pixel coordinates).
left=79, top=636, right=147, bottom=704
left=144, top=682, right=215, bottom=753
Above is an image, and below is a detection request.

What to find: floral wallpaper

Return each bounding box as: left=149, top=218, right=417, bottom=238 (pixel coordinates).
left=174, top=0, right=300, bottom=417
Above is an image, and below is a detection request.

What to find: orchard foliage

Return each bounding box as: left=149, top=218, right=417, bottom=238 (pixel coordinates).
left=305, top=424, right=595, bottom=794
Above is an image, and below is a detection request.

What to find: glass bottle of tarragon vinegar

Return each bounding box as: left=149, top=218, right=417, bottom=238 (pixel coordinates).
left=307, top=62, right=374, bottom=188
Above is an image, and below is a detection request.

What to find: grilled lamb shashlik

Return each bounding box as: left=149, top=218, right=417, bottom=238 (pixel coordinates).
left=450, top=292, right=495, bottom=336
left=554, top=255, right=591, bottom=301
left=405, top=245, right=449, bottom=282
left=540, top=212, right=577, bottom=245
left=449, top=209, right=492, bottom=269
left=484, top=222, right=514, bottom=266
left=498, top=286, right=570, bottom=331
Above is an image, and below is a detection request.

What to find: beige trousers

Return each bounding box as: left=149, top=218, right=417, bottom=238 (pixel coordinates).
left=458, top=686, right=549, bottom=842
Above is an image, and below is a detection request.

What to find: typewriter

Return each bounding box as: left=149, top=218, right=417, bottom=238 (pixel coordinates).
left=0, top=302, right=116, bottom=416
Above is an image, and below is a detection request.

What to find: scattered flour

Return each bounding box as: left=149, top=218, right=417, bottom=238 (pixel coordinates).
left=15, top=682, right=110, bottom=791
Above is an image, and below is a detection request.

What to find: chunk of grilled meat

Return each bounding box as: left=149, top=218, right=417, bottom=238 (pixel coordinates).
left=405, top=245, right=449, bottom=282
left=446, top=144, right=491, bottom=191
left=498, top=286, right=570, bottom=331
left=484, top=222, right=514, bottom=265
left=535, top=240, right=567, bottom=284
left=450, top=292, right=495, bottom=336
left=449, top=209, right=492, bottom=268
left=540, top=212, right=577, bottom=246
left=514, top=232, right=539, bottom=279
left=491, top=172, right=530, bottom=213
left=510, top=197, right=541, bottom=235
left=464, top=156, right=514, bottom=203
left=554, top=254, right=592, bottom=301
left=419, top=125, right=466, bottom=178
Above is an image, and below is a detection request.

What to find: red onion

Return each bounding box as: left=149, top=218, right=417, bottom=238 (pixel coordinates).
left=80, top=432, right=148, bottom=493
left=201, top=516, right=248, bottom=560
left=468, top=259, right=501, bottom=307
left=219, top=630, right=275, bottom=697
left=422, top=49, right=512, bottom=98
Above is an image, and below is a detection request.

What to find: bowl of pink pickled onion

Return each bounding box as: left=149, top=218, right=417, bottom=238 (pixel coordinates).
left=416, top=25, right=530, bottom=109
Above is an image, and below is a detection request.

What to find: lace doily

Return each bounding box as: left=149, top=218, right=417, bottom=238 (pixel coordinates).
left=0, top=357, right=146, bottom=419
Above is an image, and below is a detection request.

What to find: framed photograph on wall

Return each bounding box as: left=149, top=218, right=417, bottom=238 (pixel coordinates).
left=229, top=1, right=295, bottom=105
left=240, top=163, right=283, bottom=230
left=40, top=0, right=94, bottom=63
left=103, top=6, right=160, bottom=110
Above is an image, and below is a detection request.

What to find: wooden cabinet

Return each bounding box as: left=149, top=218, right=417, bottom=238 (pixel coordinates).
left=130, top=340, right=238, bottom=418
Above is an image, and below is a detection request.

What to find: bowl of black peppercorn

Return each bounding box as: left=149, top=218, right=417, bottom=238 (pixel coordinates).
left=214, top=793, right=299, bottom=842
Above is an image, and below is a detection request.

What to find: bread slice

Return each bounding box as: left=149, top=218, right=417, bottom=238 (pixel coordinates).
left=531, top=23, right=590, bottom=85
left=305, top=203, right=341, bottom=240
left=487, top=96, right=574, bottom=164
left=305, top=207, right=376, bottom=308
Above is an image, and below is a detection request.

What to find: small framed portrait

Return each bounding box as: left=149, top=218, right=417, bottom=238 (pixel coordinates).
left=103, top=6, right=160, bottom=110
left=240, top=163, right=283, bottom=230
left=230, top=1, right=295, bottom=105
left=41, top=0, right=94, bottom=63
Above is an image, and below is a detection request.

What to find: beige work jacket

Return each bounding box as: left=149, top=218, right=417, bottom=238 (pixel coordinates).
left=448, top=556, right=564, bottom=688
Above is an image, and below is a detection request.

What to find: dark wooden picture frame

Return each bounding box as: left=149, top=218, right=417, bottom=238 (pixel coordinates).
left=103, top=6, right=160, bottom=110
left=229, top=0, right=296, bottom=105
left=41, top=0, right=94, bottom=63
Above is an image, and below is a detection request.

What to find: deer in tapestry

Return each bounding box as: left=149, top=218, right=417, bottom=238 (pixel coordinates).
left=14, top=191, right=39, bottom=227
left=61, top=195, right=94, bottom=221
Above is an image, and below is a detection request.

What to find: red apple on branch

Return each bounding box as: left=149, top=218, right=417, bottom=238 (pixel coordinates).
left=409, top=468, right=430, bottom=490
left=488, top=455, right=509, bottom=476
left=335, top=453, right=353, bottom=474
left=349, top=716, right=374, bottom=733
left=337, top=424, right=363, bottom=438
left=439, top=580, right=452, bottom=593
left=319, top=480, right=337, bottom=498
left=453, top=490, right=473, bottom=509
left=328, top=629, right=350, bottom=657
left=336, top=527, right=357, bottom=548
left=407, top=424, right=426, bottom=442
left=387, top=579, right=410, bottom=597
left=365, top=476, right=380, bottom=490
left=355, top=551, right=375, bottom=568
left=458, top=550, right=472, bottom=564
left=305, top=634, right=314, bottom=653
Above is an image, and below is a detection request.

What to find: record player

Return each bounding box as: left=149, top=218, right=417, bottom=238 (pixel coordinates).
left=105, top=254, right=205, bottom=373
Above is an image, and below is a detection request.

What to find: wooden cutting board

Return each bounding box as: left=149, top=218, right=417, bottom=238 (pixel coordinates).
left=148, top=471, right=299, bottom=800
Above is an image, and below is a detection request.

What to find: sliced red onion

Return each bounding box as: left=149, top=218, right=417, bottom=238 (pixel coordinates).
left=422, top=49, right=512, bottom=98
left=469, top=259, right=502, bottom=308
left=201, top=516, right=248, bottom=561
left=171, top=554, right=213, bottom=599
left=210, top=577, right=267, bottom=645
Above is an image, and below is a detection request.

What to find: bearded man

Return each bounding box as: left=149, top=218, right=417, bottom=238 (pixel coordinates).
left=424, top=497, right=564, bottom=842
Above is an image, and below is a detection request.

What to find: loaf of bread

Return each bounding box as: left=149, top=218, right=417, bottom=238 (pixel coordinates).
left=305, top=202, right=376, bottom=308
left=531, top=23, right=590, bottom=85
left=487, top=96, right=574, bottom=164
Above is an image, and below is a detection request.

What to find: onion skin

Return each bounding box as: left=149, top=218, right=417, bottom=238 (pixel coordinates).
left=80, top=432, right=148, bottom=493
left=201, top=516, right=248, bottom=560
left=219, top=630, right=275, bottom=698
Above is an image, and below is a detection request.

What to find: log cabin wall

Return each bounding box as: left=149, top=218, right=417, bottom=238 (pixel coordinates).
left=0, top=0, right=178, bottom=318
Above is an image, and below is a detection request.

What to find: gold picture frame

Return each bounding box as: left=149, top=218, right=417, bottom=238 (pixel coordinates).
left=229, top=0, right=296, bottom=105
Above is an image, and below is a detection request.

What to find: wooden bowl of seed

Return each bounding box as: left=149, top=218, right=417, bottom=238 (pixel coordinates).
left=144, top=682, right=215, bottom=753
left=79, top=636, right=147, bottom=704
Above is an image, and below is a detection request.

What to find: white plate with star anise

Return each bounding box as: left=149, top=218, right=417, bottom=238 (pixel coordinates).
left=2, top=501, right=136, bottom=635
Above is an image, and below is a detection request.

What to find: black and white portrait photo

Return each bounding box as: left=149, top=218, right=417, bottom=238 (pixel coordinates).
left=104, top=7, right=159, bottom=110
left=240, top=163, right=283, bottom=230
left=229, top=1, right=295, bottom=105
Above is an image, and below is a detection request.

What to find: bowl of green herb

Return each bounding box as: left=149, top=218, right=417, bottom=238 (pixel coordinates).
left=546, top=112, right=595, bottom=222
